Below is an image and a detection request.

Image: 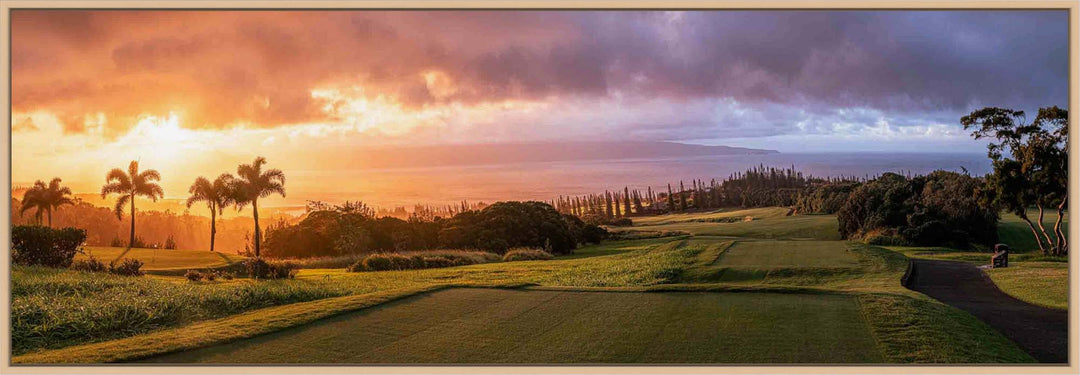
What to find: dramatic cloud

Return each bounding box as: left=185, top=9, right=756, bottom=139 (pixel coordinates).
left=12, top=10, right=1067, bottom=144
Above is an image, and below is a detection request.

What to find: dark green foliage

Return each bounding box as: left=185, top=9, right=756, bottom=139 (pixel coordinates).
left=242, top=258, right=298, bottom=280
left=963, top=106, right=1068, bottom=255
left=346, top=250, right=500, bottom=272
left=264, top=201, right=586, bottom=258
left=11, top=226, right=87, bottom=268
left=109, top=258, right=144, bottom=276
left=838, top=171, right=998, bottom=248
left=502, top=248, right=554, bottom=261
left=70, top=257, right=107, bottom=273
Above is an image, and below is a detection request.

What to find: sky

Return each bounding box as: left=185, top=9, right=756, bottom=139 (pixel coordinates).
left=10, top=10, right=1070, bottom=203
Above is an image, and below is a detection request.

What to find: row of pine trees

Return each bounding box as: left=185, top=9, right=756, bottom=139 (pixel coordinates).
left=549, top=165, right=867, bottom=219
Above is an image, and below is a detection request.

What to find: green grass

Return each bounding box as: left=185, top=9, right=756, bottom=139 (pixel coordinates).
left=140, top=288, right=884, bottom=364
left=986, top=262, right=1068, bottom=310
left=858, top=293, right=1035, bottom=363
left=998, top=209, right=1068, bottom=252
left=631, top=207, right=792, bottom=226
left=13, top=207, right=1040, bottom=364
left=631, top=212, right=840, bottom=240
left=716, top=240, right=860, bottom=268
left=78, top=246, right=246, bottom=271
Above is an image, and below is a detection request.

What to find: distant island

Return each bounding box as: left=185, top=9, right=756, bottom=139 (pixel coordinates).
left=345, top=141, right=778, bottom=169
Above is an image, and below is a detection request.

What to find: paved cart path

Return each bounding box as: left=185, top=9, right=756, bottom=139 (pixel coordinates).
left=906, top=259, right=1068, bottom=363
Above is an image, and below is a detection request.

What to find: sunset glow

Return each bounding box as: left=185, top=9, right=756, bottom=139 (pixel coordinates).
left=11, top=10, right=1069, bottom=209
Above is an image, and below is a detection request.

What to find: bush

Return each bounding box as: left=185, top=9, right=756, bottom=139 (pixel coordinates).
left=70, top=257, right=107, bottom=273
left=502, top=248, right=554, bottom=261
left=184, top=269, right=204, bottom=282
left=347, top=250, right=500, bottom=272
left=11, top=226, right=87, bottom=268
left=242, top=258, right=299, bottom=279
left=109, top=237, right=125, bottom=248
left=109, top=258, right=144, bottom=276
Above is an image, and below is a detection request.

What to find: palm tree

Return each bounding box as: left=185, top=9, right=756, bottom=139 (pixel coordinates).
left=19, top=178, right=75, bottom=227
left=101, top=161, right=164, bottom=248
left=186, top=173, right=235, bottom=252
left=232, top=157, right=285, bottom=258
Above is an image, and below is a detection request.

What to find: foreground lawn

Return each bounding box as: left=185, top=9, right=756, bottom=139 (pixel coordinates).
left=986, top=262, right=1068, bottom=310
left=78, top=246, right=246, bottom=271
left=142, top=288, right=884, bottom=364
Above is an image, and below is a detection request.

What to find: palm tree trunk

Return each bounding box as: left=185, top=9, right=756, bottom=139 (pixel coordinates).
left=129, top=193, right=136, bottom=249
left=210, top=206, right=217, bottom=252
left=47, top=209, right=53, bottom=228
left=253, top=199, right=261, bottom=258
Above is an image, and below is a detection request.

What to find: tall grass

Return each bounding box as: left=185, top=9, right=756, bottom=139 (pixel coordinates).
left=11, top=266, right=351, bottom=355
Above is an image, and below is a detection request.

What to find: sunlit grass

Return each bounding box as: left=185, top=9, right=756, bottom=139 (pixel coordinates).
left=986, top=262, right=1068, bottom=310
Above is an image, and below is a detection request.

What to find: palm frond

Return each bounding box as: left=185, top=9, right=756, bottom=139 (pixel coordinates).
left=101, top=182, right=128, bottom=198
left=260, top=181, right=287, bottom=198
left=139, top=183, right=165, bottom=201
left=139, top=169, right=161, bottom=182
left=113, top=194, right=130, bottom=220
left=105, top=168, right=131, bottom=188
left=186, top=176, right=212, bottom=208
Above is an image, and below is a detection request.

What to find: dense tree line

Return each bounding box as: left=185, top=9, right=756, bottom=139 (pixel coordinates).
left=553, top=165, right=865, bottom=220
left=261, top=201, right=606, bottom=258
left=837, top=171, right=998, bottom=248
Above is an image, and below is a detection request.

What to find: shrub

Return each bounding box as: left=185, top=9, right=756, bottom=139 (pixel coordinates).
left=420, top=256, right=455, bottom=269
left=243, top=258, right=299, bottom=279
left=503, top=248, right=554, bottom=262
left=109, top=258, right=144, bottom=276
left=70, top=257, right=107, bottom=273
left=11, top=226, right=87, bottom=268
left=347, top=250, right=500, bottom=272
left=109, top=237, right=125, bottom=248
left=164, top=235, right=177, bottom=250
left=184, top=269, right=204, bottom=282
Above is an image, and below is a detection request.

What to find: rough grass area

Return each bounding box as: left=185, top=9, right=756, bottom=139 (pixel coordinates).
left=9, top=266, right=365, bottom=356
left=141, top=288, right=883, bottom=364
left=997, top=210, right=1068, bottom=252
left=858, top=293, right=1035, bottom=363
left=78, top=246, right=246, bottom=271
left=986, top=262, right=1068, bottom=310
left=631, top=211, right=839, bottom=240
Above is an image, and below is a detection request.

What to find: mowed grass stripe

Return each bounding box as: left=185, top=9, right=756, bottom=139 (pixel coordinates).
left=141, top=288, right=884, bottom=364
left=718, top=240, right=859, bottom=268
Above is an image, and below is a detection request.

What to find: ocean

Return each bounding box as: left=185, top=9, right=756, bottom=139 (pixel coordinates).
left=280, top=152, right=992, bottom=210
